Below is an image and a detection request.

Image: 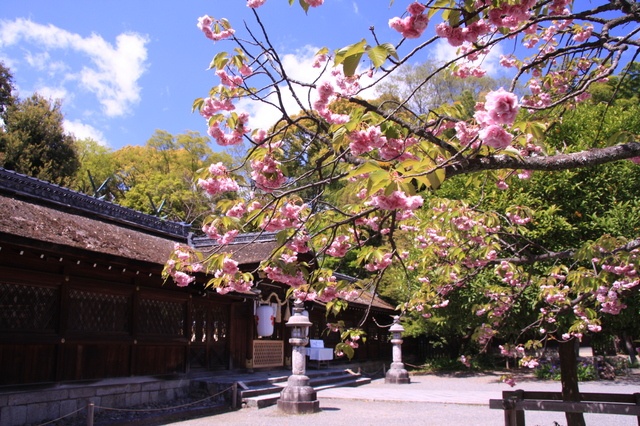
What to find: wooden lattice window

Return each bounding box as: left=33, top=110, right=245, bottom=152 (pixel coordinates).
left=67, top=288, right=131, bottom=333
left=138, top=298, right=185, bottom=336
left=0, top=282, right=59, bottom=332
left=211, top=305, right=228, bottom=342
left=252, top=340, right=284, bottom=368
left=191, top=304, right=207, bottom=343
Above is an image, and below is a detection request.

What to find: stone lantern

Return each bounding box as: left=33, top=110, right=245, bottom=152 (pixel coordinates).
left=385, top=315, right=410, bottom=384
left=277, top=299, right=320, bottom=414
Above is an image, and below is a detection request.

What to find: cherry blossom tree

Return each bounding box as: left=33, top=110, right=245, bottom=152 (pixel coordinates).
left=165, top=2, right=640, bottom=424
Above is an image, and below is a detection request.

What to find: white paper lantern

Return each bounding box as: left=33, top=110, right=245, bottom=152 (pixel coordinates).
left=256, top=304, right=275, bottom=337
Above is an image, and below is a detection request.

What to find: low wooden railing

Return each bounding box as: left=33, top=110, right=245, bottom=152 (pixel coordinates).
left=489, top=390, right=640, bottom=426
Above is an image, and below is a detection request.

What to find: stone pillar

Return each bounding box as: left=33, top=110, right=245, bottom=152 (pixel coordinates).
left=278, top=299, right=320, bottom=414
left=385, top=316, right=410, bottom=384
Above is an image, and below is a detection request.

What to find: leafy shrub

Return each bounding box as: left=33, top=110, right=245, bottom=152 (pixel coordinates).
left=534, top=359, right=597, bottom=381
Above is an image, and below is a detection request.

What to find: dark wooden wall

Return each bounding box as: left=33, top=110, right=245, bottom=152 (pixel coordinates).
left=0, top=242, right=238, bottom=386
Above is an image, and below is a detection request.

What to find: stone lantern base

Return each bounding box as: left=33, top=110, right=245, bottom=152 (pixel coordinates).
left=385, top=362, right=410, bottom=384
left=277, top=375, right=320, bottom=414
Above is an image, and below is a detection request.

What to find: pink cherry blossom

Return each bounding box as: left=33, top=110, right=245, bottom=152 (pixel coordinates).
left=349, top=126, right=387, bottom=156
left=264, top=266, right=306, bottom=287
left=459, top=355, right=471, bottom=367
left=365, top=252, right=393, bottom=271
left=216, top=69, right=243, bottom=88
left=479, top=125, right=513, bottom=149
left=173, top=271, right=195, bottom=287
left=222, top=257, right=239, bottom=275
left=286, top=233, right=311, bottom=253
left=484, top=88, right=519, bottom=126
left=198, top=163, right=239, bottom=196
left=435, top=23, right=465, bottom=46
left=251, top=155, right=286, bottom=192
left=247, top=0, right=267, bottom=9
left=367, top=190, right=423, bottom=211
left=200, top=97, right=235, bottom=119
left=311, top=53, right=327, bottom=68
left=280, top=253, right=298, bottom=263
left=503, top=377, right=517, bottom=387
left=226, top=202, right=246, bottom=218
left=499, top=55, right=518, bottom=68
left=496, top=179, right=509, bottom=190
left=389, top=2, right=429, bottom=39
left=326, top=235, right=351, bottom=257
left=207, top=112, right=250, bottom=146
left=573, top=25, right=593, bottom=42
left=197, top=15, right=235, bottom=41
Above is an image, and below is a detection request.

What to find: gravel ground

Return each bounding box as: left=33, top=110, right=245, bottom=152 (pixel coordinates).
left=170, top=370, right=640, bottom=426
left=44, top=369, right=640, bottom=426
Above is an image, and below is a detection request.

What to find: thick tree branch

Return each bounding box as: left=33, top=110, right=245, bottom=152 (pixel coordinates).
left=445, top=142, right=640, bottom=177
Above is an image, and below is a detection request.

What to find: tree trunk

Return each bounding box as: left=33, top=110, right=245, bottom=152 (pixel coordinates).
left=622, top=331, right=638, bottom=365
left=559, top=339, right=585, bottom=426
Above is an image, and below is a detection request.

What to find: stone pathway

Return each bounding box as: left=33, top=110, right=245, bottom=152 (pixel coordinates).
left=171, top=370, right=640, bottom=426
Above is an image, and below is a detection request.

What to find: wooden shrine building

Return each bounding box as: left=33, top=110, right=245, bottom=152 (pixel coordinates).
left=0, top=168, right=396, bottom=388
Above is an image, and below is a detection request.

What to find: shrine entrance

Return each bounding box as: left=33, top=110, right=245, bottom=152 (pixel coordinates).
left=189, top=300, right=230, bottom=371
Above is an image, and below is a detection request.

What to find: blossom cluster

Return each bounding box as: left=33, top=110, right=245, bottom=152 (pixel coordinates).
left=313, top=80, right=350, bottom=125
left=388, top=2, right=429, bottom=39
left=259, top=202, right=308, bottom=232
left=197, top=15, right=235, bottom=41
left=198, top=162, right=239, bottom=196
left=367, top=190, right=423, bottom=211
left=251, top=154, right=287, bottom=192
left=208, top=112, right=250, bottom=146
left=164, top=244, right=203, bottom=287
left=474, top=88, right=519, bottom=150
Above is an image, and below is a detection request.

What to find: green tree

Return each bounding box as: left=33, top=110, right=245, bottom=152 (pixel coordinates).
left=376, top=62, right=512, bottom=117
left=0, top=93, right=79, bottom=185
left=0, top=62, right=15, bottom=119
left=111, top=130, right=233, bottom=225
left=174, top=4, right=640, bottom=425
left=72, top=138, right=118, bottom=198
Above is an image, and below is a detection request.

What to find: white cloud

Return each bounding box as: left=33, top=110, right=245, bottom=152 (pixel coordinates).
left=0, top=18, right=149, bottom=117
left=431, top=38, right=504, bottom=77
left=64, top=119, right=108, bottom=146
left=235, top=45, right=377, bottom=132
left=34, top=85, right=69, bottom=103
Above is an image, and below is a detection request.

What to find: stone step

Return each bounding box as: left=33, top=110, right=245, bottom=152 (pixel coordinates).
left=242, top=372, right=371, bottom=409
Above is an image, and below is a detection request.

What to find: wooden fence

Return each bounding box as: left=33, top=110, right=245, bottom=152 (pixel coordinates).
left=489, top=390, right=640, bottom=426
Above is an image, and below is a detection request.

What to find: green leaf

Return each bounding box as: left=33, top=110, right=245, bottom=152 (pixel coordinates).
left=426, top=168, right=446, bottom=190
left=380, top=121, right=402, bottom=139
left=335, top=39, right=367, bottom=76
left=345, top=161, right=383, bottom=179
left=192, top=98, right=205, bottom=113
left=367, top=169, right=392, bottom=195
left=342, top=53, right=364, bottom=77
left=220, top=18, right=232, bottom=30
left=436, top=0, right=454, bottom=20
left=299, top=0, right=310, bottom=13
left=210, top=52, right=229, bottom=70
left=608, top=130, right=636, bottom=145
left=367, top=43, right=398, bottom=68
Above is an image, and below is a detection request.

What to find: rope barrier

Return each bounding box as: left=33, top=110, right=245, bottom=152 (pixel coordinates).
left=94, top=384, right=235, bottom=412
left=35, top=384, right=236, bottom=425
left=360, top=367, right=384, bottom=376
left=36, top=407, right=85, bottom=426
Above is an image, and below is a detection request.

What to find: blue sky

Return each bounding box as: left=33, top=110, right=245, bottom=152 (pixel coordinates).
left=1, top=0, right=426, bottom=150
